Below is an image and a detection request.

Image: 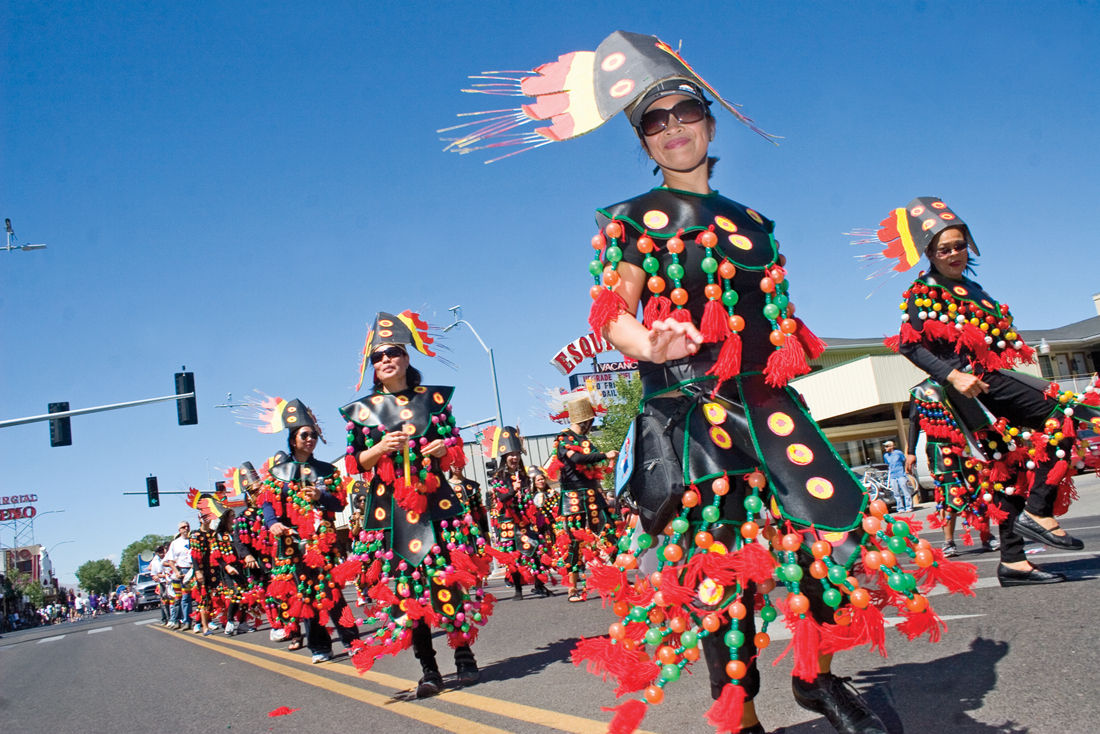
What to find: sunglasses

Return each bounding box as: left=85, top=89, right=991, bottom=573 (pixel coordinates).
left=370, top=346, right=407, bottom=364
left=297, top=431, right=318, bottom=440
left=638, top=99, right=708, bottom=136
left=934, top=241, right=968, bottom=258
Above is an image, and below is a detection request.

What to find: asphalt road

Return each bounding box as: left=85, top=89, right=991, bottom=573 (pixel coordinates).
left=3, top=474, right=1098, bottom=734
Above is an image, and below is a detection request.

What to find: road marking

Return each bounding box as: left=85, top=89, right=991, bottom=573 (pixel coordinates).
left=88, top=627, right=113, bottom=634
left=152, top=625, right=653, bottom=734
left=36, top=635, right=65, bottom=644
left=134, top=619, right=157, bottom=626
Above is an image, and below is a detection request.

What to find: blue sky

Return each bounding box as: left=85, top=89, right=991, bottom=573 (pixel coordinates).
left=3, top=1, right=1098, bottom=585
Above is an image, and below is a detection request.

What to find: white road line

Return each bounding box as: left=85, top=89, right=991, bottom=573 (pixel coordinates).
left=763, top=613, right=985, bottom=641
left=87, top=627, right=112, bottom=634
left=36, top=635, right=65, bottom=644
left=134, top=619, right=157, bottom=626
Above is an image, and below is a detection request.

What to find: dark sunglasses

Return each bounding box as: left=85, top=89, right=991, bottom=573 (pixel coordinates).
left=933, top=241, right=968, bottom=257
left=638, top=99, right=708, bottom=136
left=297, top=431, right=318, bottom=440
left=370, top=346, right=407, bottom=364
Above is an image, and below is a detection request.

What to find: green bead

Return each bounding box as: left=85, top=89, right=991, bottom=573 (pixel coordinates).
left=628, top=607, right=647, bottom=622
left=822, top=589, right=842, bottom=608
left=473, top=613, right=482, bottom=622
left=891, top=520, right=911, bottom=537
left=721, top=289, right=740, bottom=307
left=886, top=572, right=906, bottom=591
left=700, top=256, right=718, bottom=274
left=618, top=537, right=631, bottom=552
left=778, top=279, right=789, bottom=293
left=763, top=303, right=780, bottom=320
left=827, top=566, right=848, bottom=585
left=606, top=245, right=623, bottom=263
left=637, top=533, right=654, bottom=549
left=660, top=664, right=681, bottom=682
left=760, top=605, right=777, bottom=623
left=783, top=563, right=803, bottom=582
left=775, top=294, right=789, bottom=310
left=701, top=505, right=720, bottom=523
left=643, top=255, right=660, bottom=274
left=743, top=495, right=763, bottom=513
left=671, top=517, right=690, bottom=534
left=666, top=262, right=685, bottom=280
left=645, top=628, right=665, bottom=646
left=901, top=573, right=917, bottom=592
left=588, top=260, right=603, bottom=276
left=679, top=630, right=699, bottom=648
left=725, top=629, right=745, bottom=648
left=886, top=536, right=907, bottom=554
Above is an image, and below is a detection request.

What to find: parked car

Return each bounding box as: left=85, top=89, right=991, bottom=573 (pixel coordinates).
left=132, top=572, right=159, bottom=611
left=1078, top=429, right=1100, bottom=473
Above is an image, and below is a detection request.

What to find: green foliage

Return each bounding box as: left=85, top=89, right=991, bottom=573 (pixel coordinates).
left=12, top=573, right=45, bottom=607
left=120, top=534, right=172, bottom=579
left=593, top=373, right=643, bottom=489
left=74, top=558, right=121, bottom=595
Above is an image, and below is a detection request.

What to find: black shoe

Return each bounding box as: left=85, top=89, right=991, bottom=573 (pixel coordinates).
left=456, top=660, right=480, bottom=686
left=738, top=724, right=766, bottom=734
left=997, top=564, right=1066, bottom=587
left=792, top=673, right=887, bottom=734
left=1013, top=512, right=1084, bottom=550
left=532, top=584, right=552, bottom=597
left=512, top=587, right=524, bottom=600
left=416, top=670, right=444, bottom=698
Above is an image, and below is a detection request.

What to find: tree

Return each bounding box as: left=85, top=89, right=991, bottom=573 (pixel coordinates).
left=75, top=558, right=121, bottom=595
left=12, top=573, right=45, bottom=608
left=593, top=373, right=643, bottom=489
left=120, top=534, right=173, bottom=579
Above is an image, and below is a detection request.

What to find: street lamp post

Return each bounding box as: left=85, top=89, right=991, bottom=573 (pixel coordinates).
left=3, top=218, right=47, bottom=254
left=443, top=306, right=504, bottom=431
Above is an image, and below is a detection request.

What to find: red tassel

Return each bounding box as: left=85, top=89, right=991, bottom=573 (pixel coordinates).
left=728, top=541, right=778, bottom=585
left=1046, top=460, right=1069, bottom=486
left=899, top=321, right=923, bottom=344
left=778, top=609, right=821, bottom=682
left=657, top=567, right=694, bottom=607
left=588, top=288, right=628, bottom=334
left=894, top=607, right=944, bottom=642
left=700, top=300, right=731, bottom=343
left=819, top=603, right=887, bottom=657
left=344, top=454, right=359, bottom=476
left=573, top=636, right=659, bottom=696
left=1053, top=479, right=1078, bottom=516
left=338, top=605, right=357, bottom=627
left=705, top=683, right=746, bottom=734
left=642, top=295, right=671, bottom=329
left=914, top=550, right=978, bottom=596
left=1062, top=413, right=1077, bottom=439
left=603, top=699, right=648, bottom=734
left=671, top=308, right=694, bottom=324
left=376, top=455, right=395, bottom=484
left=883, top=334, right=901, bottom=353
left=764, top=334, right=809, bottom=387
left=794, top=318, right=826, bottom=359
left=332, top=559, right=361, bottom=586
left=705, top=332, right=743, bottom=389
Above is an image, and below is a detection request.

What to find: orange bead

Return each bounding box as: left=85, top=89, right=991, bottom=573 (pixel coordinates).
left=647, top=276, right=666, bottom=294
left=862, top=516, right=881, bottom=534
left=711, top=476, right=729, bottom=495
left=759, top=277, right=776, bottom=293
left=905, top=594, right=928, bottom=613
left=669, top=616, right=687, bottom=634
left=780, top=318, right=797, bottom=334
left=663, top=543, right=683, bottom=562
left=880, top=550, right=897, bottom=567
left=670, top=288, right=689, bottom=306
left=787, top=593, right=810, bottom=615
left=644, top=685, right=664, bottom=704
left=652, top=591, right=665, bottom=608
left=729, top=601, right=747, bottom=620
left=637, top=235, right=654, bottom=253
left=753, top=632, right=771, bottom=649
left=615, top=553, right=638, bottom=569
left=728, top=314, right=745, bottom=332
left=604, top=269, right=621, bottom=287
left=667, top=236, right=684, bottom=254
left=863, top=550, right=883, bottom=571
left=787, top=302, right=796, bottom=316
left=914, top=549, right=934, bottom=568
left=747, top=471, right=767, bottom=489
left=682, top=489, right=700, bottom=507
left=590, top=285, right=603, bottom=301
left=868, top=500, right=888, bottom=518
left=704, top=283, right=722, bottom=300
left=649, top=571, right=663, bottom=589
left=657, top=645, right=678, bottom=664
left=726, top=660, right=747, bottom=679
left=609, top=622, right=626, bottom=639
left=811, top=540, right=832, bottom=559
left=740, top=521, right=759, bottom=539
left=663, top=523, right=674, bottom=536
left=605, top=221, right=623, bottom=239
left=769, top=267, right=785, bottom=284
left=613, top=600, right=630, bottom=617
left=683, top=646, right=700, bottom=661
left=769, top=330, right=785, bottom=346
left=758, top=579, right=776, bottom=594
left=648, top=608, right=666, bottom=624
left=833, top=607, right=853, bottom=626
left=777, top=254, right=787, bottom=266
left=702, top=613, right=721, bottom=632
left=591, top=233, right=606, bottom=250
left=809, top=560, right=828, bottom=579
left=781, top=533, right=802, bottom=552
left=695, top=531, right=714, bottom=548
left=718, top=261, right=737, bottom=279
left=698, top=230, right=718, bottom=248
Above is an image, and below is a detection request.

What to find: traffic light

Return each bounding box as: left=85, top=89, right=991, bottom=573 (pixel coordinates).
left=146, top=476, right=160, bottom=507
left=48, top=402, right=72, bottom=447
left=175, top=370, right=197, bottom=425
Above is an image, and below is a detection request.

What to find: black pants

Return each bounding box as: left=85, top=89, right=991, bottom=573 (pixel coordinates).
left=304, top=595, right=360, bottom=655
left=411, top=620, right=475, bottom=673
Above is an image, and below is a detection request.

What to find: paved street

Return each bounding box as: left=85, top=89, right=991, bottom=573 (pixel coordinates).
left=3, top=474, right=1098, bottom=734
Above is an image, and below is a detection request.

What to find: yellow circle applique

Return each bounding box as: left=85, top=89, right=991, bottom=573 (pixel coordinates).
left=714, top=215, right=737, bottom=232
left=370, top=395, right=384, bottom=405
left=373, top=507, right=386, bottom=521
left=358, top=409, right=371, bottom=421
left=953, top=286, right=968, bottom=297
left=400, top=408, right=414, bottom=420
left=707, top=541, right=728, bottom=555
left=767, top=412, right=795, bottom=436
left=745, top=208, right=764, bottom=224
left=940, top=212, right=956, bottom=220
left=922, top=219, right=936, bottom=231
left=379, top=329, right=393, bottom=338
left=437, top=589, right=452, bottom=602
left=395, top=395, right=409, bottom=406
left=697, top=578, right=724, bottom=606
left=408, top=539, right=423, bottom=554
left=406, top=510, right=421, bottom=523
left=910, top=205, right=926, bottom=216
left=438, top=499, right=452, bottom=510
left=786, top=443, right=814, bottom=465
left=821, top=530, right=848, bottom=543
left=806, top=477, right=834, bottom=500
left=769, top=497, right=781, bottom=515
left=643, top=209, right=670, bottom=229
left=981, top=299, right=994, bottom=309
left=442, top=603, right=456, bottom=616
left=379, top=319, right=394, bottom=327
left=609, top=78, right=635, bottom=98
left=729, top=234, right=753, bottom=250
left=433, top=392, right=445, bottom=404
left=601, top=52, right=625, bottom=72
left=402, top=424, right=416, bottom=435
left=414, top=386, right=428, bottom=393
left=397, top=581, right=409, bottom=596
left=709, top=426, right=732, bottom=449
left=931, top=201, right=947, bottom=209
left=286, top=415, right=297, bottom=424
left=703, top=402, right=727, bottom=425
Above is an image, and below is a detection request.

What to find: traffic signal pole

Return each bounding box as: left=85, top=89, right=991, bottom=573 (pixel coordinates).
left=0, top=391, right=195, bottom=428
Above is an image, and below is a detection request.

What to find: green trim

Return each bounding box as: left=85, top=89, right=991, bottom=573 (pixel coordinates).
left=681, top=400, right=698, bottom=484
left=640, top=377, right=714, bottom=404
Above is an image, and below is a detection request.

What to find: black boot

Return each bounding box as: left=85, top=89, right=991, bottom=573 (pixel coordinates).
left=454, top=645, right=479, bottom=686
left=792, top=674, right=886, bottom=734
left=510, top=572, right=524, bottom=600
left=532, top=581, right=552, bottom=597
left=411, top=622, right=443, bottom=698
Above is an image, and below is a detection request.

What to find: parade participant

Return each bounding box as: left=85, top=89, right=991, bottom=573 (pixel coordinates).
left=447, top=31, right=979, bottom=734
left=881, top=441, right=913, bottom=513
left=872, top=197, right=1100, bottom=586
left=226, top=461, right=273, bottom=635
left=164, top=520, right=194, bottom=630
left=257, top=399, right=361, bottom=663
left=186, top=489, right=241, bottom=635
left=448, top=464, right=491, bottom=546
left=485, top=426, right=556, bottom=599
left=902, top=392, right=996, bottom=557
left=553, top=395, right=617, bottom=604
left=341, top=310, right=492, bottom=698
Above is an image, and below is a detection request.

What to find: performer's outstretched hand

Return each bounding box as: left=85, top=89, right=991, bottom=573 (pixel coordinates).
left=647, top=318, right=703, bottom=364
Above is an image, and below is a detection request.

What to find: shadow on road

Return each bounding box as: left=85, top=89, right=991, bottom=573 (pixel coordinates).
left=774, top=637, right=1027, bottom=734
left=476, top=636, right=578, bottom=683
left=1043, top=556, right=1100, bottom=582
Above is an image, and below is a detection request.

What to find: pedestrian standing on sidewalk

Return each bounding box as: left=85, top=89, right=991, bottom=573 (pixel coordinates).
left=882, top=441, right=913, bottom=513
left=165, top=522, right=194, bottom=630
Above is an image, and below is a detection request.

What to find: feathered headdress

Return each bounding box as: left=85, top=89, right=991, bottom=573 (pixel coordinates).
left=222, top=461, right=260, bottom=507
left=440, top=30, right=776, bottom=163
left=480, top=425, right=525, bottom=459
left=850, top=197, right=979, bottom=290
left=234, top=393, right=324, bottom=442
left=546, top=381, right=606, bottom=424
left=354, top=310, right=450, bottom=391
